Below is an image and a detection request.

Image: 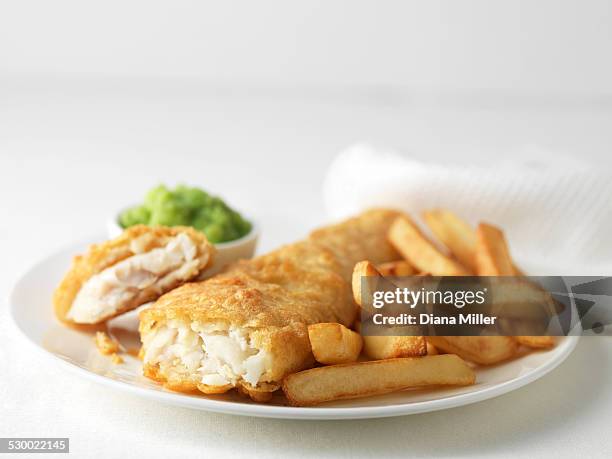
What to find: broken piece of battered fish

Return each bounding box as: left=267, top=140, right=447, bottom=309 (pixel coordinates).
left=54, top=225, right=214, bottom=325
left=139, top=209, right=401, bottom=400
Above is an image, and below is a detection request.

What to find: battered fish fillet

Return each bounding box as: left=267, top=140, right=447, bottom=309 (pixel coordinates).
left=54, top=225, right=214, bottom=325
left=139, top=209, right=400, bottom=400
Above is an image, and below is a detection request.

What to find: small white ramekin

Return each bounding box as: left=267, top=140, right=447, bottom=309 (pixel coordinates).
left=107, top=210, right=259, bottom=275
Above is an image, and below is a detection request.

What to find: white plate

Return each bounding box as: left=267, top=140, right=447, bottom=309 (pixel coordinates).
left=9, top=238, right=579, bottom=420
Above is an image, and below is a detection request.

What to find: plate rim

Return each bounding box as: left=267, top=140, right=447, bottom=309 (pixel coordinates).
left=7, top=240, right=580, bottom=420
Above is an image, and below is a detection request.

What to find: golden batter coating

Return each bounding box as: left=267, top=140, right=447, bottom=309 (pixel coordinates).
left=139, top=209, right=401, bottom=399
left=94, top=331, right=120, bottom=355
left=54, top=225, right=214, bottom=325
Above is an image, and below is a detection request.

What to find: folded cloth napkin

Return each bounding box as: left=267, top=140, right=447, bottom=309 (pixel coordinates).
left=323, top=144, right=612, bottom=275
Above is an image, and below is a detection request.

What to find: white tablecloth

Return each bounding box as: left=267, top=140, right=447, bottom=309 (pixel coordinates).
left=1, top=78, right=611, bottom=458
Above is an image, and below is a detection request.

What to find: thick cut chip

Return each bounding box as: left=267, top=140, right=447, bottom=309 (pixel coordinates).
left=515, top=336, right=556, bottom=349
left=388, top=216, right=470, bottom=276
left=282, top=354, right=476, bottom=406
left=308, top=323, right=363, bottom=364
left=427, top=336, right=517, bottom=365
left=475, top=223, right=515, bottom=276
left=362, top=334, right=427, bottom=360
left=423, top=210, right=478, bottom=272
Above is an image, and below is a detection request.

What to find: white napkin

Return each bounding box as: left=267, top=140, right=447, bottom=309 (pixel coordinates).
left=323, top=144, right=612, bottom=275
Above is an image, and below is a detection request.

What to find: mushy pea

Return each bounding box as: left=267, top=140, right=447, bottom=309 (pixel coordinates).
left=119, top=185, right=252, bottom=244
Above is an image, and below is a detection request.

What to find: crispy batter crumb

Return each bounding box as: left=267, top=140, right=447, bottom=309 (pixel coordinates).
left=95, top=331, right=120, bottom=355
left=111, top=353, right=124, bottom=364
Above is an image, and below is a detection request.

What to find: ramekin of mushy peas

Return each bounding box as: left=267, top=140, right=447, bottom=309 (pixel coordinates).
left=119, top=185, right=252, bottom=244
left=110, top=185, right=258, bottom=274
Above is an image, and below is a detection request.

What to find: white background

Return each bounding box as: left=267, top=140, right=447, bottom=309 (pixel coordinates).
left=1, top=1, right=611, bottom=458
left=2, top=0, right=612, bottom=94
